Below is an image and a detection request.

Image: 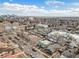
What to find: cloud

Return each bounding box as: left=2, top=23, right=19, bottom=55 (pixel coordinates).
left=0, top=2, right=50, bottom=16
left=45, top=0, right=79, bottom=16
left=70, top=2, right=79, bottom=8
left=49, top=7, right=79, bottom=16
left=0, top=2, right=79, bottom=16
left=46, top=0, right=65, bottom=6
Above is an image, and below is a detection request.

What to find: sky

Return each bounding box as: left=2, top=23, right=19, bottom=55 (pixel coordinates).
left=0, top=0, right=79, bottom=16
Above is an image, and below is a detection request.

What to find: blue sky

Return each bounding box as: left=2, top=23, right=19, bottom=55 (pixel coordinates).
left=0, top=0, right=79, bottom=16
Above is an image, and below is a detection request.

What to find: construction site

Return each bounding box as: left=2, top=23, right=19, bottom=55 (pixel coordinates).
left=0, top=15, right=79, bottom=58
